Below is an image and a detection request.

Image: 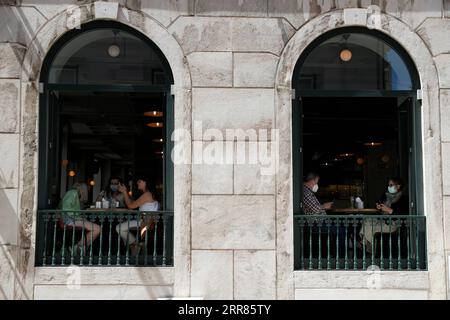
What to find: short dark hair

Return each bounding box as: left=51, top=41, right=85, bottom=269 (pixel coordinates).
left=304, top=171, right=320, bottom=183
left=389, top=177, right=403, bottom=189
left=110, top=176, right=122, bottom=183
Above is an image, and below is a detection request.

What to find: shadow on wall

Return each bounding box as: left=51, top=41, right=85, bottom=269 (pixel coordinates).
left=0, top=170, right=29, bottom=300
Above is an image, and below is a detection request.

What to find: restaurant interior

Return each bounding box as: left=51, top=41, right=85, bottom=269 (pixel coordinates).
left=49, top=90, right=166, bottom=208
left=301, top=96, right=412, bottom=212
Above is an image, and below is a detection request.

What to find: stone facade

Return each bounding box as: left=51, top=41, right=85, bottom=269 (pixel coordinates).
left=0, top=0, right=449, bottom=300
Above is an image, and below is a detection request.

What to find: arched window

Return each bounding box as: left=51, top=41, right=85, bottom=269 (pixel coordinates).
left=297, top=30, right=414, bottom=91
left=292, top=28, right=426, bottom=271
left=36, top=21, right=174, bottom=267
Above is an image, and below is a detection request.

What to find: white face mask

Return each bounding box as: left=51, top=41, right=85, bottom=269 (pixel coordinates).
left=312, top=184, right=319, bottom=193
left=388, top=186, right=397, bottom=194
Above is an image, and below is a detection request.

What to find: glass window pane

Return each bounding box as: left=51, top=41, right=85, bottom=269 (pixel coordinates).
left=48, top=28, right=166, bottom=85
left=298, top=32, right=413, bottom=91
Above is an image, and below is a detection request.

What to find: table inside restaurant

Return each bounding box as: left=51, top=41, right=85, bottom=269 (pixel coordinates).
left=328, top=208, right=380, bottom=215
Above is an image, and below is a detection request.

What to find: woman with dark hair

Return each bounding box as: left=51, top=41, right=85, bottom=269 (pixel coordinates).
left=115, top=177, right=159, bottom=254
left=360, top=177, right=409, bottom=251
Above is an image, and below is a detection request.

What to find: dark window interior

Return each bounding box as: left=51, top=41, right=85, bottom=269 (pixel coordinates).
left=300, top=96, right=412, bottom=210
left=47, top=90, right=167, bottom=208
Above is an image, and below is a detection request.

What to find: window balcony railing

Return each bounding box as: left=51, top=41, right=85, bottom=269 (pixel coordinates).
left=36, top=210, right=174, bottom=267
left=294, top=215, right=427, bottom=271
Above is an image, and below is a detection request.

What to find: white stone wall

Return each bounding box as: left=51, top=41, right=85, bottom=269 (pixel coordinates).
left=0, top=0, right=449, bottom=300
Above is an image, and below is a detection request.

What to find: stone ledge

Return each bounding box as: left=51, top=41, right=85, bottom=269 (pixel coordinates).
left=34, top=267, right=174, bottom=285
left=294, top=271, right=429, bottom=290
left=295, top=288, right=428, bottom=300
left=34, top=284, right=173, bottom=300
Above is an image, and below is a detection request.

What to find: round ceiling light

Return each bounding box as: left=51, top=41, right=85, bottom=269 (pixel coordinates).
left=144, top=111, right=163, bottom=117
left=147, top=122, right=163, bottom=128
left=339, top=49, right=352, bottom=62
left=108, top=44, right=120, bottom=57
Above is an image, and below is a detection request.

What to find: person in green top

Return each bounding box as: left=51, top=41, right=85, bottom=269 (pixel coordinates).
left=61, top=182, right=100, bottom=254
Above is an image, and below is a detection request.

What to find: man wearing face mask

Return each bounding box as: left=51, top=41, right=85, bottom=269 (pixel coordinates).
left=302, top=172, right=333, bottom=215
left=302, top=172, right=345, bottom=258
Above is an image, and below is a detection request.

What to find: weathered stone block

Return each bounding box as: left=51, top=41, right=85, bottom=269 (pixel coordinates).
left=440, top=90, right=450, bottom=142
left=0, top=43, right=26, bottom=79
left=231, top=18, right=294, bottom=55
left=234, top=250, right=276, bottom=299
left=0, top=79, right=19, bottom=133
left=0, top=6, right=47, bottom=45
left=139, top=0, right=194, bottom=27
left=20, top=1, right=94, bottom=20
left=294, top=271, right=429, bottom=289
left=34, top=285, right=173, bottom=299
left=435, top=55, right=450, bottom=88
left=195, top=0, right=268, bottom=17
left=397, top=0, right=443, bottom=31
left=94, top=1, right=119, bottom=19
left=234, top=53, right=278, bottom=88
left=192, top=195, right=275, bottom=249
left=268, top=0, right=324, bottom=29
left=0, top=134, right=20, bottom=188
left=417, top=19, right=450, bottom=57
left=169, top=17, right=232, bottom=54
left=191, top=250, right=233, bottom=299
left=442, top=143, right=450, bottom=195
left=295, top=288, right=428, bottom=299
left=443, top=197, right=450, bottom=250
left=343, top=8, right=367, bottom=26
left=187, top=52, right=232, bottom=87
left=234, top=142, right=276, bottom=195
left=446, top=0, right=450, bottom=18
left=268, top=0, right=442, bottom=31
left=170, top=16, right=293, bottom=55
left=34, top=267, right=174, bottom=285
left=0, top=188, right=18, bottom=245
left=192, top=143, right=233, bottom=194
left=192, top=88, right=274, bottom=140
left=0, top=244, right=16, bottom=299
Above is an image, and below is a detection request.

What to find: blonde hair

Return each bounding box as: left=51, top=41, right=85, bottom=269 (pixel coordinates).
left=72, top=182, right=88, bottom=203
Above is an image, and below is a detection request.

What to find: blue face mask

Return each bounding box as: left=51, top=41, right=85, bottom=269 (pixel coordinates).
left=388, top=186, right=397, bottom=194
left=110, top=185, right=118, bottom=192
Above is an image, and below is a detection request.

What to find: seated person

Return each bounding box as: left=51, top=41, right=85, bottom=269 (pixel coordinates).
left=302, top=172, right=333, bottom=217
left=115, top=177, right=159, bottom=255
left=96, top=176, right=125, bottom=208
left=303, top=172, right=346, bottom=257
left=360, top=177, right=409, bottom=252
left=61, top=182, right=101, bottom=255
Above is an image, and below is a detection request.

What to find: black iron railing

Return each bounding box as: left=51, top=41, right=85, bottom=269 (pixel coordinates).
left=294, top=215, right=427, bottom=271
left=36, top=210, right=173, bottom=267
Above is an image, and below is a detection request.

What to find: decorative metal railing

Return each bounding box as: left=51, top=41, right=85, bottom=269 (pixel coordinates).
left=36, top=210, right=174, bottom=267
left=294, top=215, right=427, bottom=271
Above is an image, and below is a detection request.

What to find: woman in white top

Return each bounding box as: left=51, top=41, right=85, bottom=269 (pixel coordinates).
left=116, top=177, right=159, bottom=254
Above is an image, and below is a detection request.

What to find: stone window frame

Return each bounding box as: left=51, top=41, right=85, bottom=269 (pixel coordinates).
left=19, top=5, right=192, bottom=299
left=274, top=9, right=446, bottom=299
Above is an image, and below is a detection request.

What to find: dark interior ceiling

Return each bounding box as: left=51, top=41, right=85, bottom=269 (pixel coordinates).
left=302, top=97, right=398, bottom=149
left=58, top=91, right=165, bottom=164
